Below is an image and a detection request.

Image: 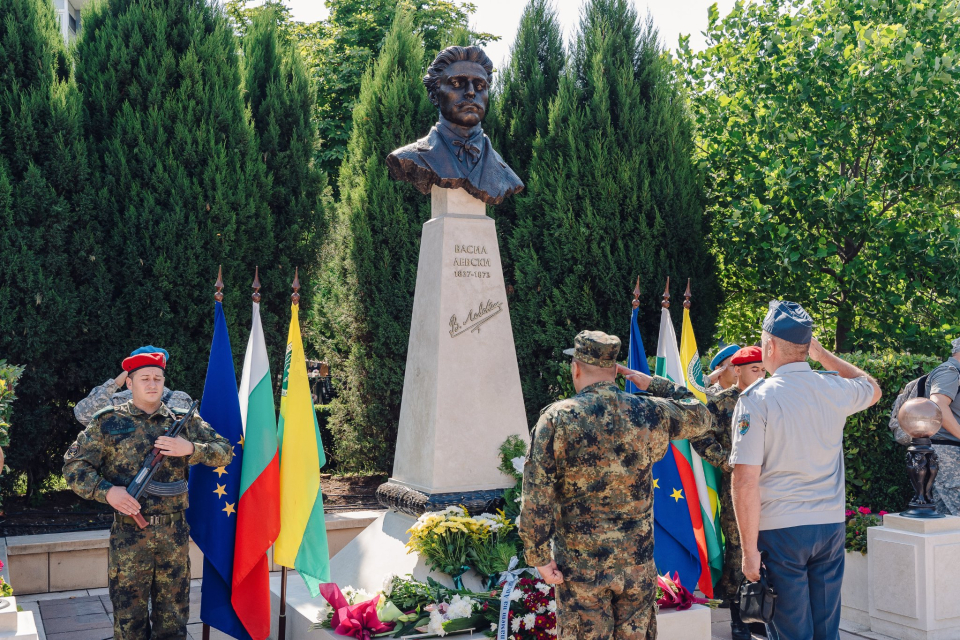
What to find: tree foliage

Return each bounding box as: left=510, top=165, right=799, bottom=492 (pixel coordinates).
left=311, top=10, right=435, bottom=472
left=241, top=7, right=327, bottom=376
left=74, top=0, right=275, bottom=393
left=486, top=0, right=565, bottom=279
left=0, top=0, right=106, bottom=495
left=509, top=0, right=719, bottom=423
left=682, top=0, right=960, bottom=352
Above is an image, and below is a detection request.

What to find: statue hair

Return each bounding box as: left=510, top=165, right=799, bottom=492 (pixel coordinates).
left=423, top=46, right=494, bottom=105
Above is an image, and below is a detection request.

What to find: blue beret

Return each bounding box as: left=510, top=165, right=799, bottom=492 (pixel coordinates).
left=130, top=345, right=169, bottom=363
left=710, top=344, right=741, bottom=370
left=762, top=300, right=813, bottom=344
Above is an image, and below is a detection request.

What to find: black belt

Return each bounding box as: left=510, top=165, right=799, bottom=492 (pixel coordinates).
left=114, top=511, right=184, bottom=526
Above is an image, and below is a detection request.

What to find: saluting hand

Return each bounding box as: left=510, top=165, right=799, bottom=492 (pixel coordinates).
left=106, top=486, right=141, bottom=515
left=616, top=364, right=652, bottom=391
left=155, top=436, right=195, bottom=457
left=537, top=561, right=564, bottom=585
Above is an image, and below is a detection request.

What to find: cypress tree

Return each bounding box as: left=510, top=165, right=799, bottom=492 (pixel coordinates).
left=486, top=0, right=565, bottom=275
left=510, top=0, right=718, bottom=421
left=312, top=10, right=434, bottom=472
left=74, top=0, right=275, bottom=394
left=0, top=0, right=106, bottom=495
left=241, top=8, right=326, bottom=377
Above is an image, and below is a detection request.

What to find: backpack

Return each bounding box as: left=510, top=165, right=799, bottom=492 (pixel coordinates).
left=888, top=375, right=928, bottom=445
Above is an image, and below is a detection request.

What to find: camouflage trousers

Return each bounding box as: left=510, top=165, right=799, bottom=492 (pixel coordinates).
left=715, top=479, right=744, bottom=603
left=109, top=517, right=191, bottom=640
left=933, top=444, right=960, bottom=516
left=555, top=560, right=657, bottom=640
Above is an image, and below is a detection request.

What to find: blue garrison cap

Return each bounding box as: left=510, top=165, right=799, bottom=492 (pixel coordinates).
left=710, top=344, right=741, bottom=370
left=130, top=345, right=169, bottom=362
left=762, top=300, right=813, bottom=344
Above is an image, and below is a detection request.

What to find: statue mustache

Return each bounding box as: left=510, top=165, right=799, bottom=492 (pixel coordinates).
left=455, top=100, right=484, bottom=111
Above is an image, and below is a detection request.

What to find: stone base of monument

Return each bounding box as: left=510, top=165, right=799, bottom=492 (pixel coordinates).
left=867, top=513, right=960, bottom=640
left=268, top=511, right=712, bottom=640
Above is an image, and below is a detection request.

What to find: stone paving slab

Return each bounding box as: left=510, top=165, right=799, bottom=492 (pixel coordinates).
left=42, top=612, right=113, bottom=634
left=37, top=599, right=106, bottom=619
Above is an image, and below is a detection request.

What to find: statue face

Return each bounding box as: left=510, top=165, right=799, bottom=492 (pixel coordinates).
left=435, top=60, right=489, bottom=127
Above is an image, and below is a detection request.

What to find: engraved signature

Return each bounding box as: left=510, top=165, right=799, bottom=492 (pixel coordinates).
left=449, top=300, right=504, bottom=338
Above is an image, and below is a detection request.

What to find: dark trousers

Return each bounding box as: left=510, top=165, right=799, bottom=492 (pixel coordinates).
left=757, top=522, right=845, bottom=640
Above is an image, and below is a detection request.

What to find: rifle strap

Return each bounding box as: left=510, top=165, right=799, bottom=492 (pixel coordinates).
left=144, top=479, right=189, bottom=496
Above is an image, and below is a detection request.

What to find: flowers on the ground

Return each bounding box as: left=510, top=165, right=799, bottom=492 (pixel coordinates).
left=845, top=505, right=887, bottom=554
left=656, top=573, right=721, bottom=611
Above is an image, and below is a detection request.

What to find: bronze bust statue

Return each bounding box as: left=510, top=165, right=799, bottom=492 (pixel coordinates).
left=385, top=46, right=524, bottom=206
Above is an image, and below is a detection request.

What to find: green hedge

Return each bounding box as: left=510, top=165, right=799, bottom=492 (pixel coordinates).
left=838, top=351, right=941, bottom=511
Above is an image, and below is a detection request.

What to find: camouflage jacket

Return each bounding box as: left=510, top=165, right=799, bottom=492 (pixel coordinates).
left=74, top=378, right=193, bottom=426
left=519, top=376, right=712, bottom=570
left=63, top=401, right=233, bottom=515
left=692, top=386, right=741, bottom=473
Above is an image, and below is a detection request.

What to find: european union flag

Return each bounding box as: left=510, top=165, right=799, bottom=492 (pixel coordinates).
left=652, top=444, right=702, bottom=590
left=625, top=306, right=651, bottom=391
left=186, top=301, right=249, bottom=639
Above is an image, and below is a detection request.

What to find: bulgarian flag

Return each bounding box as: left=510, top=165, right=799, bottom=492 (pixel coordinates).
left=274, top=298, right=331, bottom=595
left=680, top=305, right=725, bottom=589
left=651, top=305, right=714, bottom=597
left=232, top=296, right=281, bottom=639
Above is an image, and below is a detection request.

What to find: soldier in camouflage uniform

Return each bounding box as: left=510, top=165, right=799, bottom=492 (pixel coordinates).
left=691, top=346, right=766, bottom=640
left=519, top=331, right=713, bottom=640
left=63, top=349, right=233, bottom=640
left=74, top=346, right=193, bottom=426
left=927, top=337, right=960, bottom=516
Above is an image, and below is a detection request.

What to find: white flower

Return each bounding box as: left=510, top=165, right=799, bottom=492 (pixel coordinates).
left=548, top=626, right=558, bottom=636
left=447, top=595, right=474, bottom=620
left=381, top=574, right=396, bottom=596
left=511, top=456, right=526, bottom=475
left=536, top=582, right=551, bottom=594
left=508, top=588, right=524, bottom=602
left=514, top=494, right=522, bottom=503
left=515, top=514, right=521, bottom=526
left=547, top=600, right=557, bottom=613
left=315, top=603, right=330, bottom=621
left=511, top=617, right=523, bottom=632
left=490, top=623, right=498, bottom=632
left=427, top=608, right=447, bottom=637
left=536, top=605, right=546, bottom=614
left=522, top=612, right=537, bottom=629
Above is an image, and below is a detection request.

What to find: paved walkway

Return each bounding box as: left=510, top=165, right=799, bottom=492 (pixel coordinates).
left=19, top=584, right=888, bottom=640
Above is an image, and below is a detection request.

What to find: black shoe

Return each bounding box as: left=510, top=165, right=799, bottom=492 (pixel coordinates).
left=748, top=622, right=768, bottom=637
left=730, top=621, right=752, bottom=640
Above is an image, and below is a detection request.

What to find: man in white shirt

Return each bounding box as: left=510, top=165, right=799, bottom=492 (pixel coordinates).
left=730, top=300, right=881, bottom=640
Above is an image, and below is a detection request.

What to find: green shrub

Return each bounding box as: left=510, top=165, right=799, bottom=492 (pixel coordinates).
left=838, top=352, right=942, bottom=511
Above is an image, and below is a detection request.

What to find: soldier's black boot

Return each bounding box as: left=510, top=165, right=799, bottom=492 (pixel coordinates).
left=730, top=600, right=752, bottom=640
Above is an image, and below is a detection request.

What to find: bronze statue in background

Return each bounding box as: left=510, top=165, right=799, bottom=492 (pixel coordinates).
left=898, top=397, right=946, bottom=518
left=386, top=46, right=524, bottom=205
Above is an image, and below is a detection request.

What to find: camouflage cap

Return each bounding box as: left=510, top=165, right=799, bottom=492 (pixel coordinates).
left=563, top=330, right=621, bottom=368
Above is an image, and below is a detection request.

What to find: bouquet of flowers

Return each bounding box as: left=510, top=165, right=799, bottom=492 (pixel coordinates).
left=406, top=506, right=518, bottom=588
left=845, top=506, right=887, bottom=554
left=655, top=573, right=721, bottom=611
left=497, top=576, right=557, bottom=639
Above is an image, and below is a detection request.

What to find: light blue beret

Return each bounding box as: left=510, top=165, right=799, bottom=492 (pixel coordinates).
left=762, top=300, right=813, bottom=345
left=130, top=345, right=170, bottom=363
left=710, top=344, right=741, bottom=370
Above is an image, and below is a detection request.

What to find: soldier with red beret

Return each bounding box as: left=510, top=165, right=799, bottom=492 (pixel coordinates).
left=692, top=345, right=767, bottom=639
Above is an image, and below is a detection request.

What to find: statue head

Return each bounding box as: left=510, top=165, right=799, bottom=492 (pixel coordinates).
left=423, top=46, right=494, bottom=128
left=898, top=397, right=943, bottom=438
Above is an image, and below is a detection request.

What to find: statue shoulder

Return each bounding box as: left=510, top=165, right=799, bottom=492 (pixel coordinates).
left=388, top=128, right=439, bottom=160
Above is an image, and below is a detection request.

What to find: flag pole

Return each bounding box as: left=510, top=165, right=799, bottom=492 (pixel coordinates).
left=632, top=275, right=640, bottom=310
left=684, top=278, right=692, bottom=309
left=200, top=267, right=225, bottom=640
left=662, top=276, right=671, bottom=309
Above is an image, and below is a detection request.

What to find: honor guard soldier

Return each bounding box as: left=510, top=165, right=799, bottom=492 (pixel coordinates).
left=707, top=343, right=740, bottom=395
left=74, top=346, right=194, bottom=426
left=730, top=302, right=881, bottom=640
left=519, top=330, right=713, bottom=640
left=691, top=346, right=766, bottom=639
left=63, top=348, right=233, bottom=640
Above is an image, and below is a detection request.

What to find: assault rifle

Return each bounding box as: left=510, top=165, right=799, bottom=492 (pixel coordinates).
left=125, top=400, right=200, bottom=529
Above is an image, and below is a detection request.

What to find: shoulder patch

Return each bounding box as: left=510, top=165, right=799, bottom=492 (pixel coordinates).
left=737, top=413, right=751, bottom=436
left=92, top=406, right=116, bottom=419
left=64, top=442, right=80, bottom=460
left=740, top=378, right=766, bottom=397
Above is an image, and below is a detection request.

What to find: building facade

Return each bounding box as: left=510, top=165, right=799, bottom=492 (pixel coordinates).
left=52, top=0, right=89, bottom=43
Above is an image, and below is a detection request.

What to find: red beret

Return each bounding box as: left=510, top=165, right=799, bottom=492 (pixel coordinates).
left=731, top=346, right=762, bottom=366
left=122, top=352, right=166, bottom=373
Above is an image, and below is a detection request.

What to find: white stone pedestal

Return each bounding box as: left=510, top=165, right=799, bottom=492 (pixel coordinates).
left=842, top=549, right=870, bottom=626
left=386, top=187, right=529, bottom=500
left=868, top=513, right=960, bottom=640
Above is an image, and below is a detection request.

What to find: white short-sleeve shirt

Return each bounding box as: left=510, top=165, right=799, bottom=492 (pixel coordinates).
left=729, top=362, right=875, bottom=530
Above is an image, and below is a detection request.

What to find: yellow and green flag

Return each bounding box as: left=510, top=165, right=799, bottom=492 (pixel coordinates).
left=679, top=306, right=724, bottom=588
left=274, top=302, right=330, bottom=595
